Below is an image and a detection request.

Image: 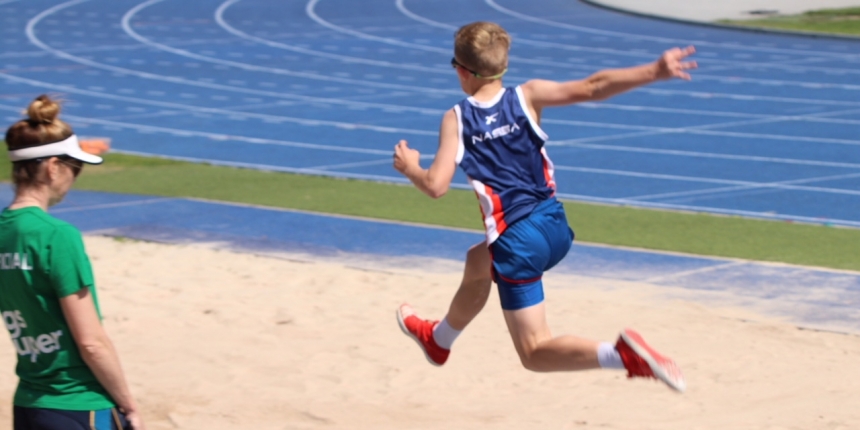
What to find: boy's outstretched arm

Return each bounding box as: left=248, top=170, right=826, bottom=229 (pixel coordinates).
left=393, top=108, right=459, bottom=199
left=522, top=46, right=697, bottom=111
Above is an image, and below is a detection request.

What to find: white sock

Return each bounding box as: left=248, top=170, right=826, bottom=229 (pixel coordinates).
left=432, top=317, right=461, bottom=350
left=597, top=342, right=625, bottom=369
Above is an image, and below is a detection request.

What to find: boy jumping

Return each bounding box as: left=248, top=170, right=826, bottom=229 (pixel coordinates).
left=393, top=22, right=695, bottom=392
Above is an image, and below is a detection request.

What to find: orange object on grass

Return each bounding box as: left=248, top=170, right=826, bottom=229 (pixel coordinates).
left=79, top=138, right=111, bottom=155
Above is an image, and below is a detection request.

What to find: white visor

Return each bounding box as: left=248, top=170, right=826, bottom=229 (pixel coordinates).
left=7, top=135, right=103, bottom=164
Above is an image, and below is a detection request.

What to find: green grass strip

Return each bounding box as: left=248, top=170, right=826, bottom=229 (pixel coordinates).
left=2, top=151, right=859, bottom=271
left=719, top=7, right=860, bottom=36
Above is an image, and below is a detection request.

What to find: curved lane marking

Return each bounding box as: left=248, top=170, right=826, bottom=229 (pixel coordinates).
left=485, top=0, right=860, bottom=59
left=394, top=0, right=860, bottom=90
left=550, top=190, right=860, bottom=227
left=625, top=171, right=860, bottom=201
left=395, top=0, right=860, bottom=77
left=551, top=165, right=860, bottom=196
left=120, top=0, right=463, bottom=93
left=0, top=102, right=394, bottom=155
left=306, top=0, right=860, bottom=95
left=216, top=0, right=475, bottom=75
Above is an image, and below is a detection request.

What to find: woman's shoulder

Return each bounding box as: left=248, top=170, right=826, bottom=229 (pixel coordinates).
left=12, top=208, right=81, bottom=239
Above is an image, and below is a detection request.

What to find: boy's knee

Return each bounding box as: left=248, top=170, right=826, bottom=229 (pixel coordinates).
left=516, top=350, right=548, bottom=373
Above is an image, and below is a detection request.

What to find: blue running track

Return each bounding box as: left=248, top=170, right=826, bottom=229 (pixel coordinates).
left=1, top=0, right=859, bottom=226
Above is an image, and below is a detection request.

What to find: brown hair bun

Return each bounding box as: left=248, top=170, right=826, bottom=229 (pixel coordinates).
left=6, top=94, right=73, bottom=150
left=26, top=94, right=61, bottom=125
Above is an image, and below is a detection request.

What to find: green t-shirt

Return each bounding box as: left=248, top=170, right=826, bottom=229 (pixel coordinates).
left=0, top=207, right=114, bottom=410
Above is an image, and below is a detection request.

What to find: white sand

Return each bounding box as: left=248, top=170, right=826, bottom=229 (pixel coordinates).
left=0, top=236, right=858, bottom=429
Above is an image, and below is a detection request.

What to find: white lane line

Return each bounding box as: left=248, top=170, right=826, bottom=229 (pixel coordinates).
left=574, top=103, right=860, bottom=126
left=549, top=108, right=860, bottom=148
left=207, top=1, right=860, bottom=107
left=552, top=166, right=860, bottom=197
left=92, top=109, right=183, bottom=122
left=122, top=0, right=459, bottom=91
left=0, top=72, right=436, bottom=136
left=29, top=0, right=462, bottom=97
left=0, top=102, right=393, bottom=155
left=633, top=87, right=860, bottom=108
left=699, top=55, right=860, bottom=76
left=552, top=114, right=860, bottom=146
left=74, top=122, right=392, bottom=155
left=308, top=0, right=646, bottom=73
left=11, top=24, right=452, bottom=116
left=0, top=37, right=248, bottom=60
left=552, top=141, right=860, bottom=170
left=109, top=149, right=416, bottom=184
left=549, top=129, right=842, bottom=147
left=51, top=198, right=175, bottom=213
left=92, top=99, right=306, bottom=122
left=308, top=0, right=860, bottom=100
left=552, top=192, right=860, bottom=227
left=204, top=0, right=860, bottom=86
left=642, top=261, right=748, bottom=284
left=15, top=9, right=460, bottom=114
left=396, top=0, right=684, bottom=62
left=215, top=0, right=451, bottom=75
left=306, top=158, right=399, bottom=171
left=395, top=0, right=860, bottom=85
left=484, top=0, right=860, bottom=60
left=623, top=171, right=860, bottom=201
left=553, top=115, right=791, bottom=133
left=690, top=74, right=860, bottom=91
left=310, top=0, right=860, bottom=91
left=675, top=128, right=860, bottom=146
left=306, top=0, right=446, bottom=53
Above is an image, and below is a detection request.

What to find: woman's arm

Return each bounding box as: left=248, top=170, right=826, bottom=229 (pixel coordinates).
left=60, top=288, right=145, bottom=430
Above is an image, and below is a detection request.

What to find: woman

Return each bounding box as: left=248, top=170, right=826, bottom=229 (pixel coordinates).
left=0, top=95, right=145, bottom=429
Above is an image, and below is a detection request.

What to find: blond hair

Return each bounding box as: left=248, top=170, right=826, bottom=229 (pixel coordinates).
left=4, top=95, right=74, bottom=187
left=454, top=22, right=510, bottom=78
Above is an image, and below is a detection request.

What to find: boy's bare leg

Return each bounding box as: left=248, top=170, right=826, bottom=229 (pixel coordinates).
left=444, top=240, right=493, bottom=330
left=396, top=240, right=493, bottom=365
left=503, top=302, right=601, bottom=372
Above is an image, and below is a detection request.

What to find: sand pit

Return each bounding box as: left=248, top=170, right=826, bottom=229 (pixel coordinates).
left=0, top=236, right=857, bottom=429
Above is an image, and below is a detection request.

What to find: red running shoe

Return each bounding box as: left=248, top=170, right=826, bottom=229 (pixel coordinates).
left=616, top=328, right=686, bottom=392
left=396, top=304, right=450, bottom=366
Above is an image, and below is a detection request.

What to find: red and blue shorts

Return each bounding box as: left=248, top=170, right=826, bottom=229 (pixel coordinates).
left=490, top=198, right=574, bottom=311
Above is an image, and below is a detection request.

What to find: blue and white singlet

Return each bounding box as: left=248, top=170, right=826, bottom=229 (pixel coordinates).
left=453, top=86, right=557, bottom=244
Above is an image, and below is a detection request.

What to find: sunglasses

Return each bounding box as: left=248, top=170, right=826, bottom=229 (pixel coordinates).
left=56, top=156, right=83, bottom=178
left=450, top=57, right=481, bottom=77
left=450, top=57, right=508, bottom=80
